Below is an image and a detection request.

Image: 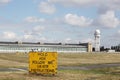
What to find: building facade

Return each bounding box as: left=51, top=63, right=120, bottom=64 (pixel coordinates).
left=0, top=41, right=92, bottom=53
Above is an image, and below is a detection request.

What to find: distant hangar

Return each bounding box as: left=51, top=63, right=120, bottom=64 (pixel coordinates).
left=0, top=41, right=92, bottom=53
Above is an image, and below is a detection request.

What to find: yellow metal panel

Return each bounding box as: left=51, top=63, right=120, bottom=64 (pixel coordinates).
left=29, top=52, right=57, bottom=75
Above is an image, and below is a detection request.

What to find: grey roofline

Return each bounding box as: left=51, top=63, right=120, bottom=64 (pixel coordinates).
left=0, top=41, right=89, bottom=46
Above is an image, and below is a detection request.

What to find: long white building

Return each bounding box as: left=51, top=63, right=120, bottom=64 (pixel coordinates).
left=0, top=41, right=92, bottom=53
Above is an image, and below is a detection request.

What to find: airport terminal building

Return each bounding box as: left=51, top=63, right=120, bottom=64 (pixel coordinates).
left=0, top=41, right=92, bottom=53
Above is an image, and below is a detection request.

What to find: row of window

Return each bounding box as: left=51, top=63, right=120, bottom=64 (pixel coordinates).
left=0, top=46, right=87, bottom=52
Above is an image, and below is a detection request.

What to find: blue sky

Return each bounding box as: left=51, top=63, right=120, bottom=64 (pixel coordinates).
left=0, top=0, right=120, bottom=47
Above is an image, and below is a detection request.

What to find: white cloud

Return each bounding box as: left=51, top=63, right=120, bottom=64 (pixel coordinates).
left=22, top=25, right=45, bottom=42
left=65, top=13, right=93, bottom=27
left=32, top=26, right=45, bottom=36
left=98, top=0, right=120, bottom=13
left=97, top=11, right=120, bottom=28
left=39, top=37, right=46, bottom=41
left=33, top=26, right=44, bottom=32
left=64, top=38, right=72, bottom=43
left=24, top=16, right=45, bottom=23
left=23, top=34, right=33, bottom=40
left=107, top=30, right=120, bottom=46
left=23, top=34, right=46, bottom=42
left=81, top=38, right=93, bottom=43
left=48, top=0, right=120, bottom=13
left=48, top=0, right=97, bottom=6
left=39, top=2, right=56, bottom=14
left=0, top=0, right=11, bottom=5
left=1, top=31, right=16, bottom=39
left=118, top=30, right=120, bottom=34
left=62, top=38, right=81, bottom=43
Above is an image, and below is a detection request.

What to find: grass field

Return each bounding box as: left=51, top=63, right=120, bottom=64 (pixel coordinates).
left=0, top=52, right=120, bottom=80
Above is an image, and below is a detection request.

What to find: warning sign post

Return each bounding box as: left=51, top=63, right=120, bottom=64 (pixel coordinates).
left=29, top=52, right=57, bottom=75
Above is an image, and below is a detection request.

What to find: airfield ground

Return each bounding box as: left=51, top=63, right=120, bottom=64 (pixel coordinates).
left=0, top=52, right=120, bottom=80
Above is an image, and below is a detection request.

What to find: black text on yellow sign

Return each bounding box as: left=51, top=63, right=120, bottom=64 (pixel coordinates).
left=29, top=52, right=57, bottom=75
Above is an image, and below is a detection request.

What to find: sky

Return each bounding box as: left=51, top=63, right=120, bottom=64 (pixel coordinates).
left=0, top=0, right=120, bottom=47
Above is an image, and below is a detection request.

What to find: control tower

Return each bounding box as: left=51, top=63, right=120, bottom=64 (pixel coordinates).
left=94, top=29, right=100, bottom=52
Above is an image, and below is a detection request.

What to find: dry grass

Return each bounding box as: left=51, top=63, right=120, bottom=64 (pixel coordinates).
left=0, top=59, right=27, bottom=68
left=0, top=52, right=120, bottom=66
left=0, top=53, right=28, bottom=63
left=0, top=53, right=28, bottom=68
left=0, top=70, right=120, bottom=80
left=0, top=52, right=120, bottom=80
left=58, top=52, right=120, bottom=66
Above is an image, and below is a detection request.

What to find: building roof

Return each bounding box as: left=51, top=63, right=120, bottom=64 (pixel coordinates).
left=0, top=41, right=89, bottom=48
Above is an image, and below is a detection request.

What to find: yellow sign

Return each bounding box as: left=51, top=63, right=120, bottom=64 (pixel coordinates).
left=29, top=52, right=57, bottom=75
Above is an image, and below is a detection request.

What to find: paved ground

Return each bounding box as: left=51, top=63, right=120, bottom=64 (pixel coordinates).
left=0, top=63, right=120, bottom=72
left=59, top=63, right=120, bottom=70
left=0, top=68, right=27, bottom=72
